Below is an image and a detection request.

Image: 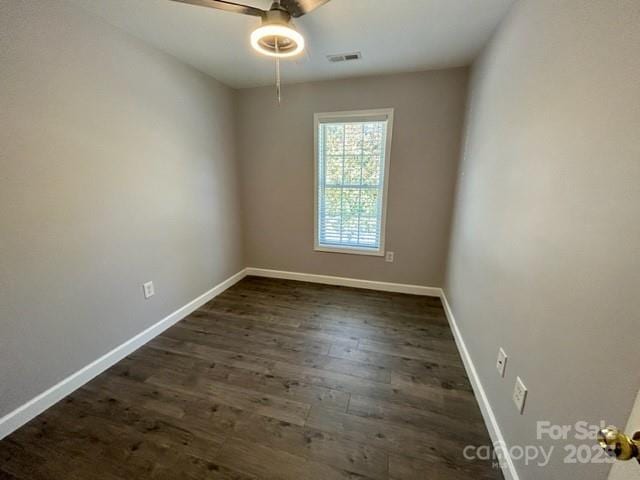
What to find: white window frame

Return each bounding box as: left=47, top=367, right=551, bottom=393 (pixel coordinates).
left=313, top=108, right=394, bottom=256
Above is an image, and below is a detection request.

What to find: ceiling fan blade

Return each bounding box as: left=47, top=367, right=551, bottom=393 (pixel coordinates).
left=170, top=0, right=266, bottom=17
left=279, top=0, right=330, bottom=18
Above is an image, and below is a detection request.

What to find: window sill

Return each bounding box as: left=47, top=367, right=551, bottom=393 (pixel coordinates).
left=314, top=245, right=385, bottom=257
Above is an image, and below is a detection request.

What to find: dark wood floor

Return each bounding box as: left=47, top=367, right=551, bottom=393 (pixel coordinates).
left=0, top=277, right=501, bottom=480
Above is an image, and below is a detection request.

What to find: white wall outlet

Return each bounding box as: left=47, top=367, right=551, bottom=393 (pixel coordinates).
left=513, top=376, right=528, bottom=414
left=385, top=251, right=395, bottom=262
left=496, top=348, right=508, bottom=377
left=143, top=281, right=155, bottom=299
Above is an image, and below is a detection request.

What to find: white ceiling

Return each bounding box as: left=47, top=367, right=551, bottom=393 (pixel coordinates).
left=70, top=0, right=515, bottom=89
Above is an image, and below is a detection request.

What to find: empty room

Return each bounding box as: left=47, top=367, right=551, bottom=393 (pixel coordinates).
left=1, top=1, right=638, bottom=479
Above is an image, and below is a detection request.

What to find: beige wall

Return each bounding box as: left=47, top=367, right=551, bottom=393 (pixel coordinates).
left=445, top=1, right=640, bottom=479
left=0, top=1, right=243, bottom=417
left=237, top=70, right=468, bottom=286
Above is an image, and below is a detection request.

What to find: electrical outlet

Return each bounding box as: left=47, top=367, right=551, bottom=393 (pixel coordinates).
left=513, top=376, right=527, bottom=414
left=143, top=281, right=155, bottom=299
left=385, top=251, right=395, bottom=262
left=496, top=348, right=508, bottom=377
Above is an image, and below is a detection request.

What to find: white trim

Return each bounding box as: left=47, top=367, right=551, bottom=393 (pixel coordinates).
left=313, top=245, right=385, bottom=257
left=245, top=268, right=440, bottom=297
left=1, top=264, right=516, bottom=480
left=315, top=109, right=392, bottom=124
left=313, top=108, right=394, bottom=257
left=0, top=268, right=248, bottom=440
left=440, top=291, right=520, bottom=480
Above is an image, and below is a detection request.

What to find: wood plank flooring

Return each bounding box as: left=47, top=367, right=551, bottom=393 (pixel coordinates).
left=0, top=276, right=502, bottom=479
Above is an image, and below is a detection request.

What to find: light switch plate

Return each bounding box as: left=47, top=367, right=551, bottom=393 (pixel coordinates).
left=385, top=251, right=395, bottom=262
left=496, top=348, right=507, bottom=377
left=143, top=281, right=155, bottom=299
left=513, top=376, right=527, bottom=414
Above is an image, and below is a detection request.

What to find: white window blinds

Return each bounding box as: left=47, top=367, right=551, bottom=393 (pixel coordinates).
left=315, top=109, right=393, bottom=255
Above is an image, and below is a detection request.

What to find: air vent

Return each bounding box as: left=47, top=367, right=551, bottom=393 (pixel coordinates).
left=327, top=52, right=362, bottom=63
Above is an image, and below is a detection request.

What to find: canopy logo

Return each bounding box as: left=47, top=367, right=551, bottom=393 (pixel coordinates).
left=463, top=421, right=616, bottom=468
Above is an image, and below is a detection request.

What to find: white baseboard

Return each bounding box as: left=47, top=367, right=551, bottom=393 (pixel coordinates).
left=440, top=291, right=519, bottom=480
left=1, top=265, right=515, bottom=480
left=0, top=268, right=248, bottom=440
left=245, top=267, right=441, bottom=297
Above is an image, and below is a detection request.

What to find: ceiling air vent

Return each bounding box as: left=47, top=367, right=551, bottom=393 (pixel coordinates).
left=327, top=52, right=362, bottom=63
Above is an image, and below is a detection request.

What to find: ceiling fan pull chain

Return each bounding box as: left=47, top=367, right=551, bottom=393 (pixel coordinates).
left=275, top=36, right=282, bottom=104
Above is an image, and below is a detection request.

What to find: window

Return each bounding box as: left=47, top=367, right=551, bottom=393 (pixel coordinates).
left=314, top=109, right=394, bottom=256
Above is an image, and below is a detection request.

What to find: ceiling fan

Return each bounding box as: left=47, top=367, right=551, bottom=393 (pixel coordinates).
left=170, top=0, right=331, bottom=101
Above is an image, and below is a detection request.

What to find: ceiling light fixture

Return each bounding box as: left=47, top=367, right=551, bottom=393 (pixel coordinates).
left=171, top=0, right=331, bottom=103
left=249, top=7, right=304, bottom=103
left=250, top=10, right=305, bottom=58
